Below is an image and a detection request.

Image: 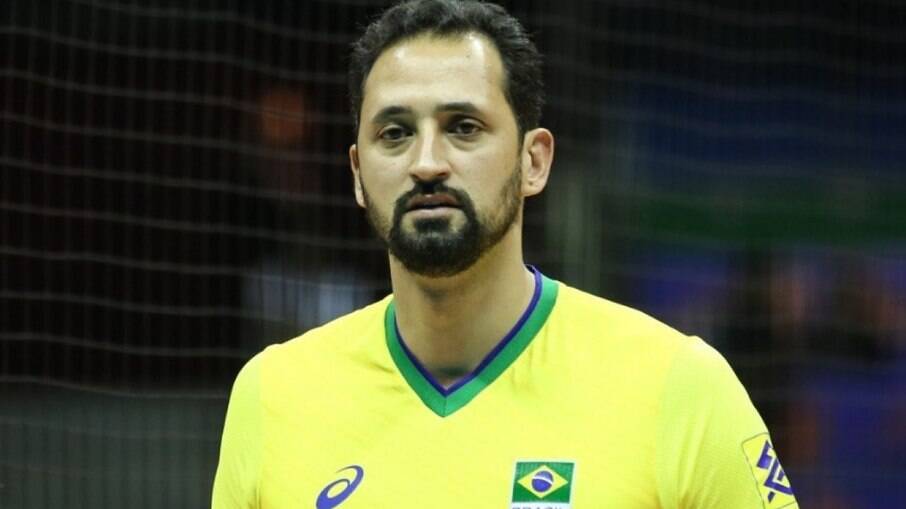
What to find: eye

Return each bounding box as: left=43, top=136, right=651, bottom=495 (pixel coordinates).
left=449, top=119, right=482, bottom=137
left=378, top=125, right=411, bottom=142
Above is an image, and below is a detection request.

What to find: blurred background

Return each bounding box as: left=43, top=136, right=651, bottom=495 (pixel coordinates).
left=1, top=0, right=904, bottom=507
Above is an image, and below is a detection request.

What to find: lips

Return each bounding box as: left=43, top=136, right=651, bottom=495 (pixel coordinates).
left=406, top=194, right=460, bottom=211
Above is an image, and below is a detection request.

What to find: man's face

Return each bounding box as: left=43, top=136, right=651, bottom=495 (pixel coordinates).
left=350, top=33, right=525, bottom=277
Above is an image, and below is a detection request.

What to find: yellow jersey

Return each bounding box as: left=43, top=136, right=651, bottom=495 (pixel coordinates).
left=213, top=270, right=797, bottom=508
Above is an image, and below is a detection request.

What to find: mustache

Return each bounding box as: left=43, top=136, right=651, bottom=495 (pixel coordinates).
left=392, top=181, right=472, bottom=216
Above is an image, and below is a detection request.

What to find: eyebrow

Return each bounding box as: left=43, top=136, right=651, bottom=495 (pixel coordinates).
left=369, top=102, right=481, bottom=125
left=436, top=102, right=480, bottom=115
left=370, top=105, right=411, bottom=126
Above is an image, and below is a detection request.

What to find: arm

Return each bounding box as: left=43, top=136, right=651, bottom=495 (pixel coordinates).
left=655, top=337, right=798, bottom=509
left=212, top=353, right=264, bottom=509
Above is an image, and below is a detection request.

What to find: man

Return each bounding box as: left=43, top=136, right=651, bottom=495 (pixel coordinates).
left=212, top=1, right=798, bottom=508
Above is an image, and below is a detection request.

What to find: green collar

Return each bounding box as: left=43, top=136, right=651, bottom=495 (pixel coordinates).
left=384, top=270, right=558, bottom=417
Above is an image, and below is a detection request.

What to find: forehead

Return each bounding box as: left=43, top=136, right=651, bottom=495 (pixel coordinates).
left=361, top=32, right=509, bottom=120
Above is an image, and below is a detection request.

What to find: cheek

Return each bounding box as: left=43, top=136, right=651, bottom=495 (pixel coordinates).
left=359, top=171, right=412, bottom=223
left=460, top=152, right=517, bottom=198
left=359, top=154, right=405, bottom=195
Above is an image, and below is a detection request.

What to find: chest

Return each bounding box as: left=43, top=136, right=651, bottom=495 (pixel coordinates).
left=258, top=382, right=660, bottom=508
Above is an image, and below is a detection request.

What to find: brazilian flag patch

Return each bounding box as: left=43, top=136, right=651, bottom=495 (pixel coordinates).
left=510, top=461, right=575, bottom=509
left=742, top=433, right=798, bottom=508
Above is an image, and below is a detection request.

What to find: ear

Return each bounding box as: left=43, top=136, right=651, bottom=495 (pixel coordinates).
left=520, top=128, right=554, bottom=197
left=349, top=144, right=366, bottom=208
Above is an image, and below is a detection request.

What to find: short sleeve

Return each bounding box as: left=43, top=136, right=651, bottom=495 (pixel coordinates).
left=655, top=337, right=798, bottom=509
left=212, top=353, right=264, bottom=509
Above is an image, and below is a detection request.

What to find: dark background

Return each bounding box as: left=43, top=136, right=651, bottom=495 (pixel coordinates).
left=1, top=1, right=904, bottom=507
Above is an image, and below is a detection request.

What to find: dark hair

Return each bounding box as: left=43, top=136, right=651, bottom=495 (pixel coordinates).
left=348, top=0, right=543, bottom=137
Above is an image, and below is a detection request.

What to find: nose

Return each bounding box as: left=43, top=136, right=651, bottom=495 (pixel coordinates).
left=408, top=126, right=450, bottom=183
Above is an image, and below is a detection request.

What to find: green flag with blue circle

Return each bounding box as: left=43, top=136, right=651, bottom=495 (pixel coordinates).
left=511, top=461, right=574, bottom=508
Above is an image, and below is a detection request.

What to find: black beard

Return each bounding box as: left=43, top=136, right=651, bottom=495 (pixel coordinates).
left=387, top=182, right=481, bottom=277
left=363, top=168, right=522, bottom=277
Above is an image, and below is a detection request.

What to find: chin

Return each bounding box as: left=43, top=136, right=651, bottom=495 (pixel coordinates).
left=410, top=216, right=455, bottom=234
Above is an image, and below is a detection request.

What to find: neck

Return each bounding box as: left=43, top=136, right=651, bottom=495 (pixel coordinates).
left=389, top=229, right=535, bottom=388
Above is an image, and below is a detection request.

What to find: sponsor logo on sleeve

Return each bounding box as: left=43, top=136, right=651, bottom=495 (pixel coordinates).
left=742, top=434, right=797, bottom=508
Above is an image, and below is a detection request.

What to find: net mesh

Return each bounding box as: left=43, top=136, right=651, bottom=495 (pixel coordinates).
left=2, top=1, right=905, bottom=507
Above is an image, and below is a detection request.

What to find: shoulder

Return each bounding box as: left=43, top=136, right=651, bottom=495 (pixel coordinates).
left=556, top=282, right=687, bottom=336
left=661, top=334, right=761, bottom=422
left=537, top=280, right=708, bottom=418
left=551, top=281, right=692, bottom=360
left=555, top=283, right=749, bottom=408
left=258, top=295, right=391, bottom=368
left=655, top=334, right=776, bottom=508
